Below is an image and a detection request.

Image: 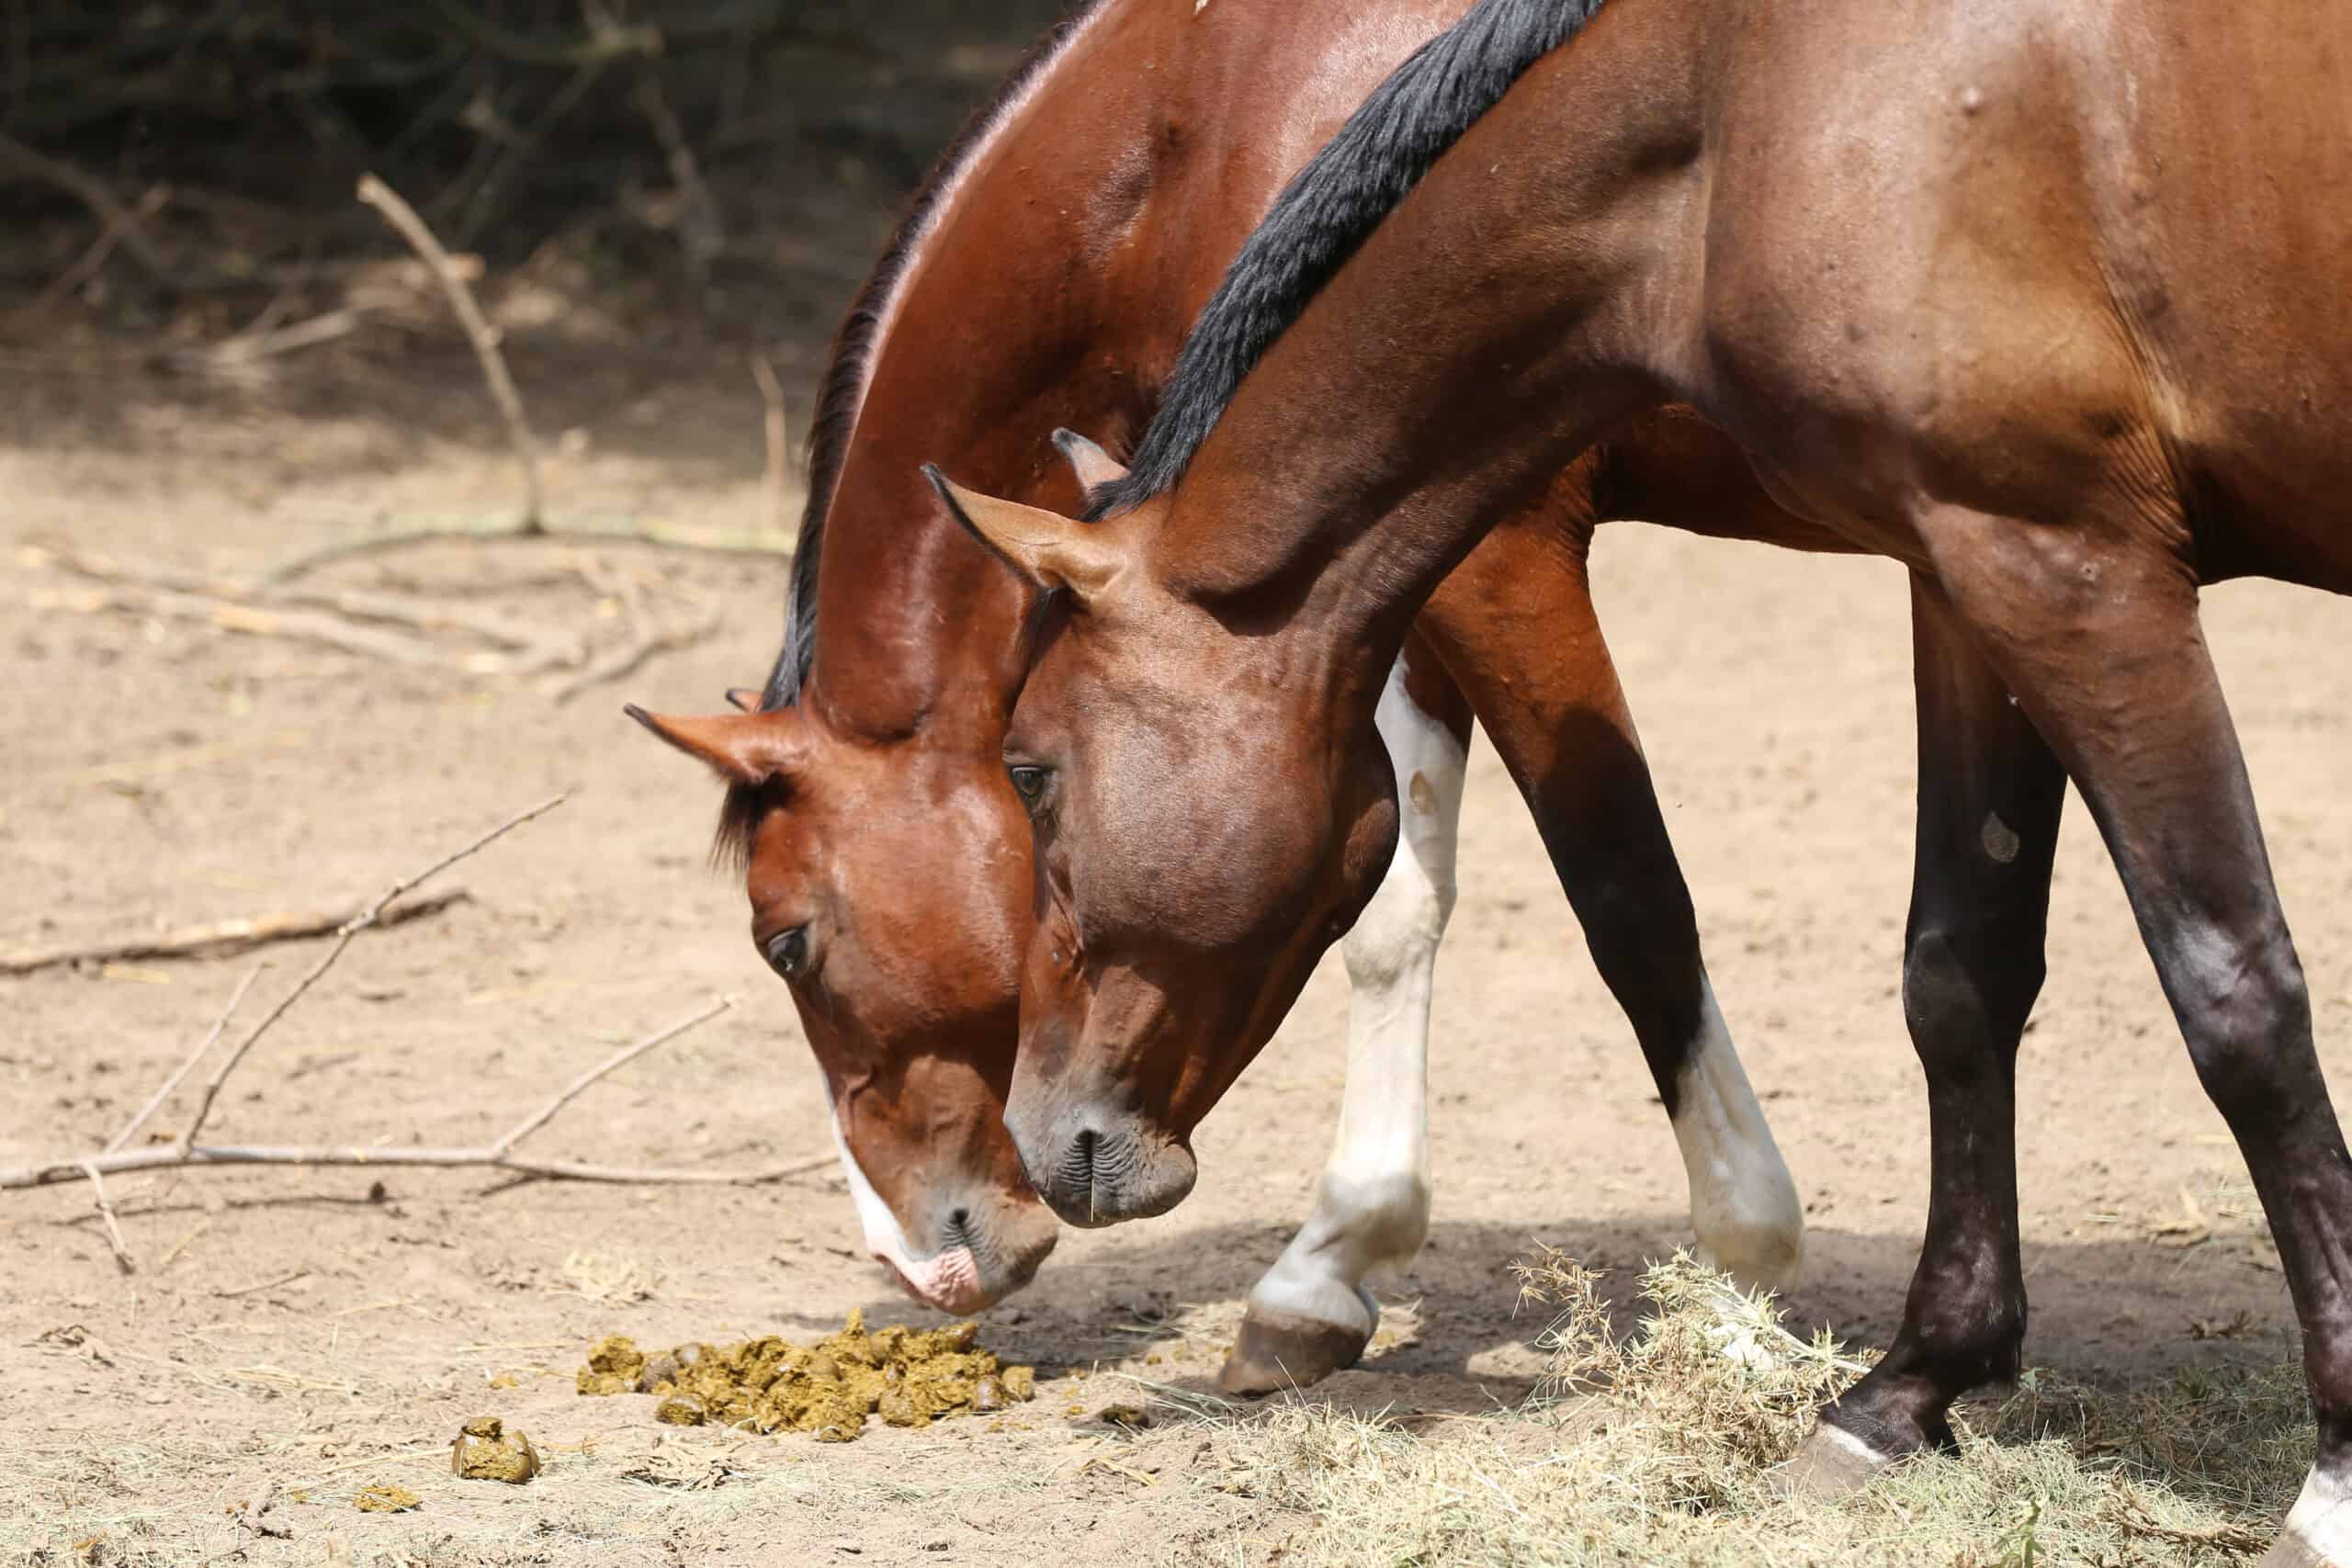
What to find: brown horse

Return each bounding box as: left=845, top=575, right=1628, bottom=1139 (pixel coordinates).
left=631, top=0, right=1825, bottom=1386
left=943, top=0, right=2352, bottom=1554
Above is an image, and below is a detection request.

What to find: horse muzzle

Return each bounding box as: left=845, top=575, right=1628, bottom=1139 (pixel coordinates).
left=1010, top=1110, right=1199, bottom=1229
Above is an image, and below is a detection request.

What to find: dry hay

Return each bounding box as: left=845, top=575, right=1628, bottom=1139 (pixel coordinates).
left=1201, top=1250, right=2307, bottom=1567
left=575, top=1309, right=1038, bottom=1441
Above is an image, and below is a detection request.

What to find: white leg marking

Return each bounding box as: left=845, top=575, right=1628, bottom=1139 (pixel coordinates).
left=829, top=1110, right=986, bottom=1314
left=1671, top=977, right=1806, bottom=1292
left=1248, top=659, right=1463, bottom=1332
left=2274, top=1467, right=2352, bottom=1568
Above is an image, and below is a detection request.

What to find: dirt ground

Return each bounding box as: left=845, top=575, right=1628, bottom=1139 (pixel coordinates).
left=5, top=76, right=2350, bottom=1568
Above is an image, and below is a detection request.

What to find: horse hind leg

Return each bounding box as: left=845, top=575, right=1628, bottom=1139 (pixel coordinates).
left=1438, top=519, right=1803, bottom=1292
left=1780, top=570, right=2066, bottom=1492
left=1221, top=648, right=1464, bottom=1395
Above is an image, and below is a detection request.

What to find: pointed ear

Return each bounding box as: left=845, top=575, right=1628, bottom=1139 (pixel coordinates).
left=723, top=687, right=763, bottom=713
left=1051, top=427, right=1130, bottom=491
left=923, top=465, right=1125, bottom=603
left=624, top=704, right=809, bottom=786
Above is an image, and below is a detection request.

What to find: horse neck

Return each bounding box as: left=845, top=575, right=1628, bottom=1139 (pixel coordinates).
left=797, top=0, right=1489, bottom=747
left=1148, top=28, right=1703, bottom=715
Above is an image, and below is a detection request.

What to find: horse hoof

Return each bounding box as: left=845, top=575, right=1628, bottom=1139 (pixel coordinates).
left=2266, top=1470, right=2352, bottom=1568
left=1217, top=1308, right=1372, bottom=1396
left=2262, top=1538, right=2346, bottom=1568
left=1766, top=1424, right=1895, bottom=1499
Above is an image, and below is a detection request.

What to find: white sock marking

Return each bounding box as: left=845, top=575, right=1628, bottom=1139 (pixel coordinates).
left=1250, top=659, right=1462, bottom=1327
left=1671, top=978, right=1805, bottom=1292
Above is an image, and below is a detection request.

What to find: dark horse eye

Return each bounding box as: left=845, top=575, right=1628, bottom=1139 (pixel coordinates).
left=764, top=927, right=809, bottom=978
left=1007, top=765, right=1048, bottom=805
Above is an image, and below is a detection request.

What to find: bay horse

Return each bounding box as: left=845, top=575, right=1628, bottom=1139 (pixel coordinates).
left=940, top=0, right=2352, bottom=1556
left=630, top=0, right=1827, bottom=1389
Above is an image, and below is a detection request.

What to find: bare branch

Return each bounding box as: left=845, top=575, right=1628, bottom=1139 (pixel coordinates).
left=0, top=135, right=184, bottom=284
left=260, top=514, right=791, bottom=587
left=103, top=965, right=266, bottom=1154
left=5, top=1144, right=833, bottom=1190
left=751, top=349, right=790, bottom=536
left=177, top=795, right=566, bottom=1157
left=492, top=996, right=732, bottom=1156
left=11, top=182, right=169, bottom=325
left=82, top=1160, right=133, bottom=1273
left=1, top=798, right=832, bottom=1213
left=4, top=893, right=466, bottom=978
left=356, top=172, right=543, bottom=528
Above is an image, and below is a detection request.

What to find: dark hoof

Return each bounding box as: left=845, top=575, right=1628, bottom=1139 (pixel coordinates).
left=1217, top=1308, right=1372, bottom=1396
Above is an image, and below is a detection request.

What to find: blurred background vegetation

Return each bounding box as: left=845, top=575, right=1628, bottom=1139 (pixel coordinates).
left=0, top=1, right=1065, bottom=373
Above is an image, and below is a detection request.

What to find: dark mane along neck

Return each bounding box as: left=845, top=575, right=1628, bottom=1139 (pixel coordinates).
left=758, top=0, right=1114, bottom=715
left=1083, top=0, right=1602, bottom=521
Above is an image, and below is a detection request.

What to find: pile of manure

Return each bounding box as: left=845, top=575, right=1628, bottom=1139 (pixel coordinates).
left=576, top=1310, right=1036, bottom=1442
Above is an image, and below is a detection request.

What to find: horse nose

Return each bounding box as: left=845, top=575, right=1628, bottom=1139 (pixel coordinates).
left=1032, top=1122, right=1197, bottom=1229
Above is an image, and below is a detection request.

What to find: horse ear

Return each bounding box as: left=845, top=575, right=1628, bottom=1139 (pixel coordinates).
left=723, top=687, right=763, bottom=713
left=1051, top=427, right=1130, bottom=491
left=624, top=704, right=808, bottom=786
left=923, top=465, right=1124, bottom=603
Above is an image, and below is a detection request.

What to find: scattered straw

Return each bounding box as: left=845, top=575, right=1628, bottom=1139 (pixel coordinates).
left=1200, top=1250, right=2305, bottom=1566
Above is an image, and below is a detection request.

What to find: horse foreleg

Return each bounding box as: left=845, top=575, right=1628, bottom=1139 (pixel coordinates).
left=1221, top=648, right=1466, bottom=1396
left=1781, top=570, right=2065, bottom=1492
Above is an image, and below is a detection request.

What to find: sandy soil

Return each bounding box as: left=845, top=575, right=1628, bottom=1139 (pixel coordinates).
left=2, top=55, right=2347, bottom=1551
left=4, top=355, right=2345, bottom=1562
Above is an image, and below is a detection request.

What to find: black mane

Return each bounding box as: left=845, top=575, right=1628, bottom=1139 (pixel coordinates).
left=1083, top=0, right=1604, bottom=520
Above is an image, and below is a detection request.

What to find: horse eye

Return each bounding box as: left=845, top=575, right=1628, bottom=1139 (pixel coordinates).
left=763, top=927, right=809, bottom=978
left=1007, top=764, right=1048, bottom=805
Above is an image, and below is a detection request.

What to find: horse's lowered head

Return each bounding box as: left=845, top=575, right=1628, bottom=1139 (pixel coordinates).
left=625, top=693, right=1059, bottom=1313
left=930, top=443, right=1403, bottom=1230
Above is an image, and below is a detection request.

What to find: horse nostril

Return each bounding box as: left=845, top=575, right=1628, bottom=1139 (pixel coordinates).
left=946, top=1206, right=971, bottom=1233
left=1056, top=1129, right=1100, bottom=1201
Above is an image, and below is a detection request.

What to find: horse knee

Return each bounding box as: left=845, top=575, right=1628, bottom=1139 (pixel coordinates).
left=1902, top=919, right=2043, bottom=1073
left=1342, top=857, right=1450, bottom=989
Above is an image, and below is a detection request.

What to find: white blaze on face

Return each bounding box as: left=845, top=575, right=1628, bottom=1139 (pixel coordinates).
left=828, top=1110, right=987, bottom=1314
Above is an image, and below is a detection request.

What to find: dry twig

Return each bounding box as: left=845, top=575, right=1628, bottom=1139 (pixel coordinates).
left=260, top=513, right=793, bottom=586
left=175, top=795, right=566, bottom=1158
left=0, top=800, right=834, bottom=1211
left=0, top=133, right=184, bottom=284
left=751, top=349, right=790, bottom=536
left=548, top=561, right=719, bottom=705
left=356, top=171, right=544, bottom=527
left=636, top=71, right=724, bottom=301
left=12, top=181, right=170, bottom=324
left=3, top=893, right=467, bottom=977
left=34, top=545, right=582, bottom=674
left=103, top=967, right=266, bottom=1153
left=82, top=1159, right=132, bottom=1274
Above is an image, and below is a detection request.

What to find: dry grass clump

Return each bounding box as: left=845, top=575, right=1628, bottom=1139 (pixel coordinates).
left=1206, top=1250, right=2302, bottom=1566
left=576, top=1309, right=1037, bottom=1441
